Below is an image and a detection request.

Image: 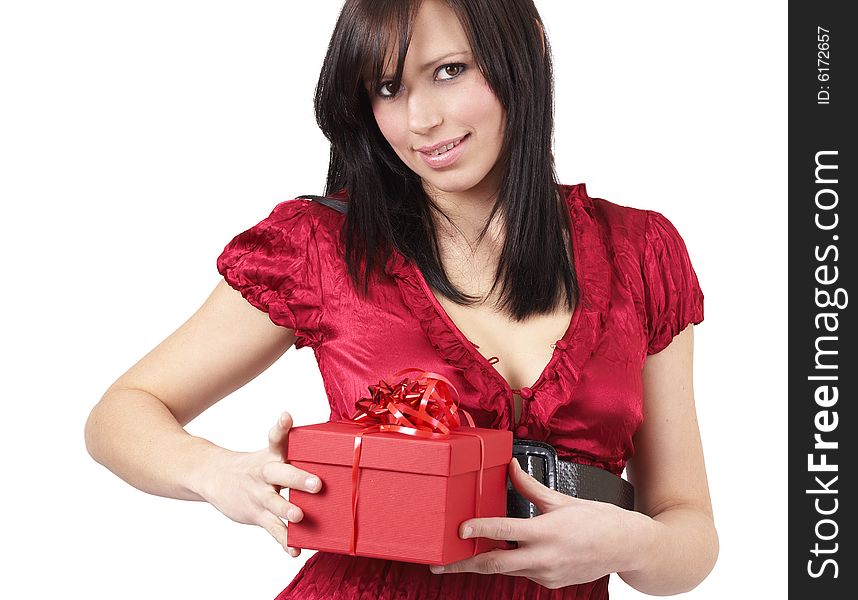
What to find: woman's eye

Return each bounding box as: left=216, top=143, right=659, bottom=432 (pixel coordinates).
left=376, top=64, right=465, bottom=97
left=436, top=63, right=465, bottom=81
left=377, top=82, right=399, bottom=98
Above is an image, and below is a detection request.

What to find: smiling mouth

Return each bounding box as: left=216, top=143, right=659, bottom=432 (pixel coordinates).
left=427, top=139, right=464, bottom=156
left=415, top=134, right=470, bottom=169
left=418, top=134, right=469, bottom=156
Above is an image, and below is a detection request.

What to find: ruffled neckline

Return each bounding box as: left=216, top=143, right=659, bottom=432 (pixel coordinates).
left=383, top=183, right=611, bottom=442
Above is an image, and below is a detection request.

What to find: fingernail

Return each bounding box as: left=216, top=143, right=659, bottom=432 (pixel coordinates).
left=430, top=565, right=445, bottom=574
left=461, top=526, right=473, bottom=539
left=306, top=477, right=319, bottom=491
left=287, top=508, right=299, bottom=522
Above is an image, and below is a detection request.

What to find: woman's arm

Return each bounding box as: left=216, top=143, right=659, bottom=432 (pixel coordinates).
left=619, top=324, right=719, bottom=594
left=84, top=279, right=297, bottom=501
left=86, top=279, right=326, bottom=555
left=423, top=323, right=718, bottom=592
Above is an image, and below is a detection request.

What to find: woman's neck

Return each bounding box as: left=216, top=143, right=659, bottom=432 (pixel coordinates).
left=422, top=168, right=505, bottom=251
left=422, top=182, right=506, bottom=305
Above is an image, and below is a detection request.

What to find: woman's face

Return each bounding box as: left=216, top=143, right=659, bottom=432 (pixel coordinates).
left=367, top=0, right=506, bottom=201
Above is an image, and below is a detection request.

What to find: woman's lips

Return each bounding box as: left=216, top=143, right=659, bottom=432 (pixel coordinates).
left=416, top=134, right=470, bottom=169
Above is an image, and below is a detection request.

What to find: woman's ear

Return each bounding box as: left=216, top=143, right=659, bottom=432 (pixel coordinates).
left=534, top=18, right=546, bottom=57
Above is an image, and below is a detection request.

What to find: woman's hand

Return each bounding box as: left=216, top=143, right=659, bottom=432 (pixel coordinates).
left=196, top=411, right=322, bottom=558
left=429, top=458, right=655, bottom=589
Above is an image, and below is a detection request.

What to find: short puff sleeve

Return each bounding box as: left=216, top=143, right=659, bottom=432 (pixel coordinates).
left=217, top=199, right=323, bottom=349
left=642, top=210, right=704, bottom=355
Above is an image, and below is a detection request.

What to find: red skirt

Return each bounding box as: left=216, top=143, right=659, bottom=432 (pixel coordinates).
left=274, top=552, right=610, bottom=600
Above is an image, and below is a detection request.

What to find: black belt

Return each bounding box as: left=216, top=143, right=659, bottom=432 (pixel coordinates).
left=507, top=439, right=635, bottom=517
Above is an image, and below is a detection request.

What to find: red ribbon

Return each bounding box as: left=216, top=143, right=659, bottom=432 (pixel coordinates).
left=338, top=367, right=485, bottom=557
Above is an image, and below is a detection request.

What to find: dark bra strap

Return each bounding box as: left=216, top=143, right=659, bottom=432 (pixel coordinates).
left=299, top=194, right=349, bottom=215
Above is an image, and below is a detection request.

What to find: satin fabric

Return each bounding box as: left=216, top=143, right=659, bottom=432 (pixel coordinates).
left=217, top=183, right=704, bottom=600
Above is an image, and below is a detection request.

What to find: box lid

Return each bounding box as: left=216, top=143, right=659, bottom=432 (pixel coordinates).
left=287, top=421, right=512, bottom=476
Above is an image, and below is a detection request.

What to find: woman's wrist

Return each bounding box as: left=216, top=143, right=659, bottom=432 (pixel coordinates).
left=182, top=436, right=234, bottom=503
left=615, top=508, right=664, bottom=576
left=618, top=508, right=719, bottom=595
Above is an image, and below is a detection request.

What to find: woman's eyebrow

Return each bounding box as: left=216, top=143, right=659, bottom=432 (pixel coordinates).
left=419, top=50, right=471, bottom=70
left=371, top=50, right=473, bottom=81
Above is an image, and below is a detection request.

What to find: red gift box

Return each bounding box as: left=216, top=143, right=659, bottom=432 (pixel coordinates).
left=286, top=420, right=512, bottom=565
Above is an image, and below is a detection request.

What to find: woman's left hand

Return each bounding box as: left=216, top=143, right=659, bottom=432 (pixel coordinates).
left=429, top=458, right=654, bottom=589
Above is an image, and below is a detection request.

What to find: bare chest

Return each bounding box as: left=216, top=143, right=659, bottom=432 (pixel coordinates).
left=434, top=293, right=573, bottom=424
left=430, top=226, right=574, bottom=425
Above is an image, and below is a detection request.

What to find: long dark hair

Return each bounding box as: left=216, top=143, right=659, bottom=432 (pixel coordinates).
left=314, top=0, right=577, bottom=321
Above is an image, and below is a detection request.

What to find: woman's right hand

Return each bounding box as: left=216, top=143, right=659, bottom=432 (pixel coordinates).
left=197, top=411, right=321, bottom=558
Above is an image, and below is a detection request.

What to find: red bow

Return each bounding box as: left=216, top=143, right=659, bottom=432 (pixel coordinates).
left=351, top=367, right=475, bottom=434
left=340, top=368, right=485, bottom=557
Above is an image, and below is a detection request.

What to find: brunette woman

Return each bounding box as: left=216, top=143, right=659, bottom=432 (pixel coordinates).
left=85, top=1, right=718, bottom=598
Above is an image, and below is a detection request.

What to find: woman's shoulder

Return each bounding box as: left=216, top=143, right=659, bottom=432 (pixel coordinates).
left=561, top=183, right=650, bottom=247
left=215, top=193, right=351, bottom=348
left=240, top=193, right=349, bottom=259
left=265, top=193, right=348, bottom=229
left=561, top=184, right=704, bottom=353
left=563, top=183, right=700, bottom=276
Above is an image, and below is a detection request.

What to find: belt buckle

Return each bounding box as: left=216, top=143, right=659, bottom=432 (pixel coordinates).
left=507, top=439, right=558, bottom=519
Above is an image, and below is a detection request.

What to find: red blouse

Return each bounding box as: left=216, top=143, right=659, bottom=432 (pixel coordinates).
left=217, top=183, right=704, bottom=600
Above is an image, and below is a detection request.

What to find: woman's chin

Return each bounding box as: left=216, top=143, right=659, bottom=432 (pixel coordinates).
left=419, top=171, right=495, bottom=198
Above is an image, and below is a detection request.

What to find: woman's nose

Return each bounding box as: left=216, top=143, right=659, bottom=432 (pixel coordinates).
left=407, top=88, right=442, bottom=134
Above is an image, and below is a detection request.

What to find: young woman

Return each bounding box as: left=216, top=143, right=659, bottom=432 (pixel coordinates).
left=85, top=0, right=718, bottom=598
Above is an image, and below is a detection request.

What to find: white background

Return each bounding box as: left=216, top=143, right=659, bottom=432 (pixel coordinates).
left=0, top=1, right=786, bottom=598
